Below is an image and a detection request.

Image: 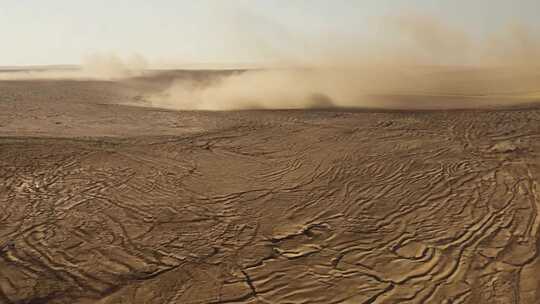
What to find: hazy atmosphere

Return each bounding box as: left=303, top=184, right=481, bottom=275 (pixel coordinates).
left=2, top=0, right=540, bottom=67
left=2, top=0, right=540, bottom=110
left=2, top=1, right=540, bottom=304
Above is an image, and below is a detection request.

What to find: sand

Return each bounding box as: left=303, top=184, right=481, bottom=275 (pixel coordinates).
left=1, top=71, right=540, bottom=303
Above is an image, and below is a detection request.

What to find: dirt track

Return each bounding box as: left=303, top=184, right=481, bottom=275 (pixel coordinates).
left=1, top=75, right=540, bottom=303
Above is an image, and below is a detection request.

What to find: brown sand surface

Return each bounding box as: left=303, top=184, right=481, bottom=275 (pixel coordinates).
left=1, top=71, right=540, bottom=303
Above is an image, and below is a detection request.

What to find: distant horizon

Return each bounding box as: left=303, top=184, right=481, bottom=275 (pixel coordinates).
left=2, top=62, right=539, bottom=71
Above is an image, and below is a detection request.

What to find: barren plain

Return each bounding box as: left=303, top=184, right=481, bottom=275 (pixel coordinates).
left=1, top=71, right=540, bottom=303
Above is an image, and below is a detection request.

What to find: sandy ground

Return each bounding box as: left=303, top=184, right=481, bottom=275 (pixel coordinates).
left=1, top=72, right=540, bottom=303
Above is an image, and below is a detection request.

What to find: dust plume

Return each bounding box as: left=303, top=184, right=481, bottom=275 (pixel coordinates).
left=0, top=53, right=148, bottom=80
left=147, top=12, right=540, bottom=110
left=79, top=53, right=148, bottom=79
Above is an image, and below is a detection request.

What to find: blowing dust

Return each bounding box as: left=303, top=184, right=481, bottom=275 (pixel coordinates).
left=0, top=53, right=148, bottom=81
left=2, top=13, right=540, bottom=110
left=147, top=13, right=540, bottom=110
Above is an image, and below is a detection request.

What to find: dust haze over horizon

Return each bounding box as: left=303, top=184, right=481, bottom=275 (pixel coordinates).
left=2, top=0, right=540, bottom=109
left=4, top=3, right=540, bottom=304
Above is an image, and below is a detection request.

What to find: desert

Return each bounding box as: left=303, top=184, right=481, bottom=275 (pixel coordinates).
left=2, top=1, right=540, bottom=303
left=1, top=68, right=540, bottom=303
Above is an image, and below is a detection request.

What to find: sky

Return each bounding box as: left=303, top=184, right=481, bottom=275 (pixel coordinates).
left=1, top=0, right=539, bottom=67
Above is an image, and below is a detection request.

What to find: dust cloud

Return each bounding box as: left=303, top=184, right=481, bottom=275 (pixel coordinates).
left=148, top=13, right=540, bottom=110
left=0, top=53, right=148, bottom=81
left=1, top=12, right=539, bottom=110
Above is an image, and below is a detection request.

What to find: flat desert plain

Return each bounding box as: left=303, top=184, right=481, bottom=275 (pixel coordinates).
left=1, top=71, right=540, bottom=304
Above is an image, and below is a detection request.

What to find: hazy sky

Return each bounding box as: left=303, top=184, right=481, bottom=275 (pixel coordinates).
left=1, top=0, right=539, bottom=66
